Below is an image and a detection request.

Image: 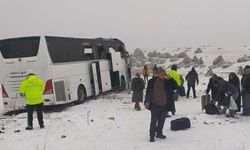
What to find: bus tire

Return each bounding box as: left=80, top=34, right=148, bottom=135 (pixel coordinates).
left=119, top=76, right=126, bottom=91
left=77, top=85, right=86, bottom=104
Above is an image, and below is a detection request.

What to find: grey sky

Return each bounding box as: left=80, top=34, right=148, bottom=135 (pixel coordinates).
left=1, top=0, right=250, bottom=50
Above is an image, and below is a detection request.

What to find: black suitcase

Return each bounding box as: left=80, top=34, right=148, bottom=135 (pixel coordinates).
left=171, top=117, right=191, bottom=131
left=201, top=94, right=211, bottom=110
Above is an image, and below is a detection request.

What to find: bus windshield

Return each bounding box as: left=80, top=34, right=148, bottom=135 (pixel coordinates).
left=0, top=36, right=40, bottom=59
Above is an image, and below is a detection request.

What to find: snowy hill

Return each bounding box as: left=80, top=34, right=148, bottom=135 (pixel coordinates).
left=0, top=46, right=250, bottom=150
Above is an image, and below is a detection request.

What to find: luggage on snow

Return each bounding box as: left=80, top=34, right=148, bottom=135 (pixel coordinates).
left=178, top=86, right=186, bottom=97
left=204, top=104, right=219, bottom=115
left=201, top=94, right=211, bottom=110
left=170, top=117, right=191, bottom=131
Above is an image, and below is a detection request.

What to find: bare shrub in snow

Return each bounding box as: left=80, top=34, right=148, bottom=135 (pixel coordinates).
left=183, top=56, right=193, bottom=64
left=212, top=55, right=224, bottom=66
left=194, top=48, right=202, bottom=54
left=159, top=52, right=173, bottom=58
left=237, top=55, right=250, bottom=63
left=133, top=48, right=145, bottom=58
left=169, top=57, right=179, bottom=62
left=177, top=52, right=188, bottom=58
left=147, top=51, right=160, bottom=57
left=221, top=61, right=234, bottom=69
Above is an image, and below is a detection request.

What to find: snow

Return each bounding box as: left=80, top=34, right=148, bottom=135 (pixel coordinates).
left=0, top=46, right=250, bottom=150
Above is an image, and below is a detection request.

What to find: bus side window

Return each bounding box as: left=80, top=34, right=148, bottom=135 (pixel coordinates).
left=84, top=48, right=94, bottom=60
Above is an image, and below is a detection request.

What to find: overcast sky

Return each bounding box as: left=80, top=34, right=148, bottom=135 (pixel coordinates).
left=1, top=0, right=250, bottom=50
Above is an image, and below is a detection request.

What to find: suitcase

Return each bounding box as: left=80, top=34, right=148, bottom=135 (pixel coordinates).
left=242, top=93, right=250, bottom=116
left=201, top=94, right=211, bottom=110
left=170, top=117, right=191, bottom=131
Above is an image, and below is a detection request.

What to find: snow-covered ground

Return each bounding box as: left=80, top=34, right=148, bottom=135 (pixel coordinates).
left=0, top=46, right=250, bottom=150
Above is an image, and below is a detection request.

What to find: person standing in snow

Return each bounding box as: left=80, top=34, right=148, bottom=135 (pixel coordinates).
left=144, top=67, right=172, bottom=142
left=165, top=73, right=178, bottom=116
left=152, top=64, right=158, bottom=77
left=142, top=65, right=149, bottom=83
left=19, top=73, right=45, bottom=130
left=131, top=73, right=145, bottom=111
left=185, top=67, right=199, bottom=98
left=241, top=66, right=250, bottom=115
left=228, top=72, right=241, bottom=112
left=168, top=64, right=182, bottom=100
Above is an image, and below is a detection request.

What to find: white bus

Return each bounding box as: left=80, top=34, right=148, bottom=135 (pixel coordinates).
left=0, top=36, right=131, bottom=112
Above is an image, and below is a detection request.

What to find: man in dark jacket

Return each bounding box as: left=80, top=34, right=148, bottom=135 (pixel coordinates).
left=241, top=66, right=250, bottom=115
left=214, top=79, right=239, bottom=117
left=131, top=73, right=145, bottom=111
left=165, top=73, right=178, bottom=116
left=144, top=67, right=173, bottom=142
left=206, top=74, right=224, bottom=104
left=185, top=68, right=199, bottom=98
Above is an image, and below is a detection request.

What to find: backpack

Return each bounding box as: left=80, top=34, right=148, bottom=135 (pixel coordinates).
left=171, top=117, right=191, bottom=131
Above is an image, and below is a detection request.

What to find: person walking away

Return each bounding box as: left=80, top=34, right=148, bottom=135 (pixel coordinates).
left=131, top=73, right=145, bottom=111
left=241, top=66, right=250, bottom=116
left=168, top=64, right=182, bottom=100
left=228, top=72, right=241, bottom=112
left=206, top=74, right=224, bottom=105
left=144, top=67, right=169, bottom=142
left=19, top=73, right=45, bottom=130
left=142, top=65, right=149, bottom=83
left=185, top=67, right=199, bottom=98
left=214, top=79, right=239, bottom=117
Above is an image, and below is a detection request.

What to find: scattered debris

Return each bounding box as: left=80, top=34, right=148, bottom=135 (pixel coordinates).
left=61, top=135, right=66, bottom=138
left=108, top=117, right=115, bottom=120
left=14, top=129, right=20, bottom=133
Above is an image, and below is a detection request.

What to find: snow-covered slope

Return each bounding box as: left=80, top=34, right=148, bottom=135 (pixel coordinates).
left=0, top=46, right=250, bottom=150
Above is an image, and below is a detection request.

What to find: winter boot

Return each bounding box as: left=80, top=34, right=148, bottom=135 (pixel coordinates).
left=156, top=134, right=166, bottom=139
left=25, top=126, right=33, bottom=130
left=150, top=136, right=155, bottom=142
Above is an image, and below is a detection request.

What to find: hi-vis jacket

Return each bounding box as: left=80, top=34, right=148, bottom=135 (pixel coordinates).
left=168, top=70, right=182, bottom=87
left=19, top=75, right=45, bottom=105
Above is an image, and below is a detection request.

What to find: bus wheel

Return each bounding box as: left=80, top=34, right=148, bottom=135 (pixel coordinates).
left=119, top=76, right=126, bottom=91
left=77, top=86, right=86, bottom=104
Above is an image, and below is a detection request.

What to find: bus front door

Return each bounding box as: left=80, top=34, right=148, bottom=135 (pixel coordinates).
left=91, top=62, right=100, bottom=95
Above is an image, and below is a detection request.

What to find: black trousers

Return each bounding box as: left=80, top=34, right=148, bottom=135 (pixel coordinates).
left=187, top=85, right=196, bottom=98
left=149, top=104, right=166, bottom=137
left=26, top=103, right=44, bottom=127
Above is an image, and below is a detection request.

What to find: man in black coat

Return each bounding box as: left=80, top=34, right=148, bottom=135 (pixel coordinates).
left=206, top=74, right=224, bottom=104
left=144, top=67, right=176, bottom=142
left=185, top=68, right=199, bottom=98
left=241, top=66, right=250, bottom=115
left=131, top=73, right=145, bottom=111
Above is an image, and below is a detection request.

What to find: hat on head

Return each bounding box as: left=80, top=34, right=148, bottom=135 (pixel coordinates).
left=157, top=67, right=165, bottom=73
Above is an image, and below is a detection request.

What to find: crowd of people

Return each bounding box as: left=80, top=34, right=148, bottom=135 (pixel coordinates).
left=130, top=64, right=250, bottom=142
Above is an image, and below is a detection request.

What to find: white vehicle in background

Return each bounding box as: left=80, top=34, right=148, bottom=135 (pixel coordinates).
left=0, top=36, right=131, bottom=112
